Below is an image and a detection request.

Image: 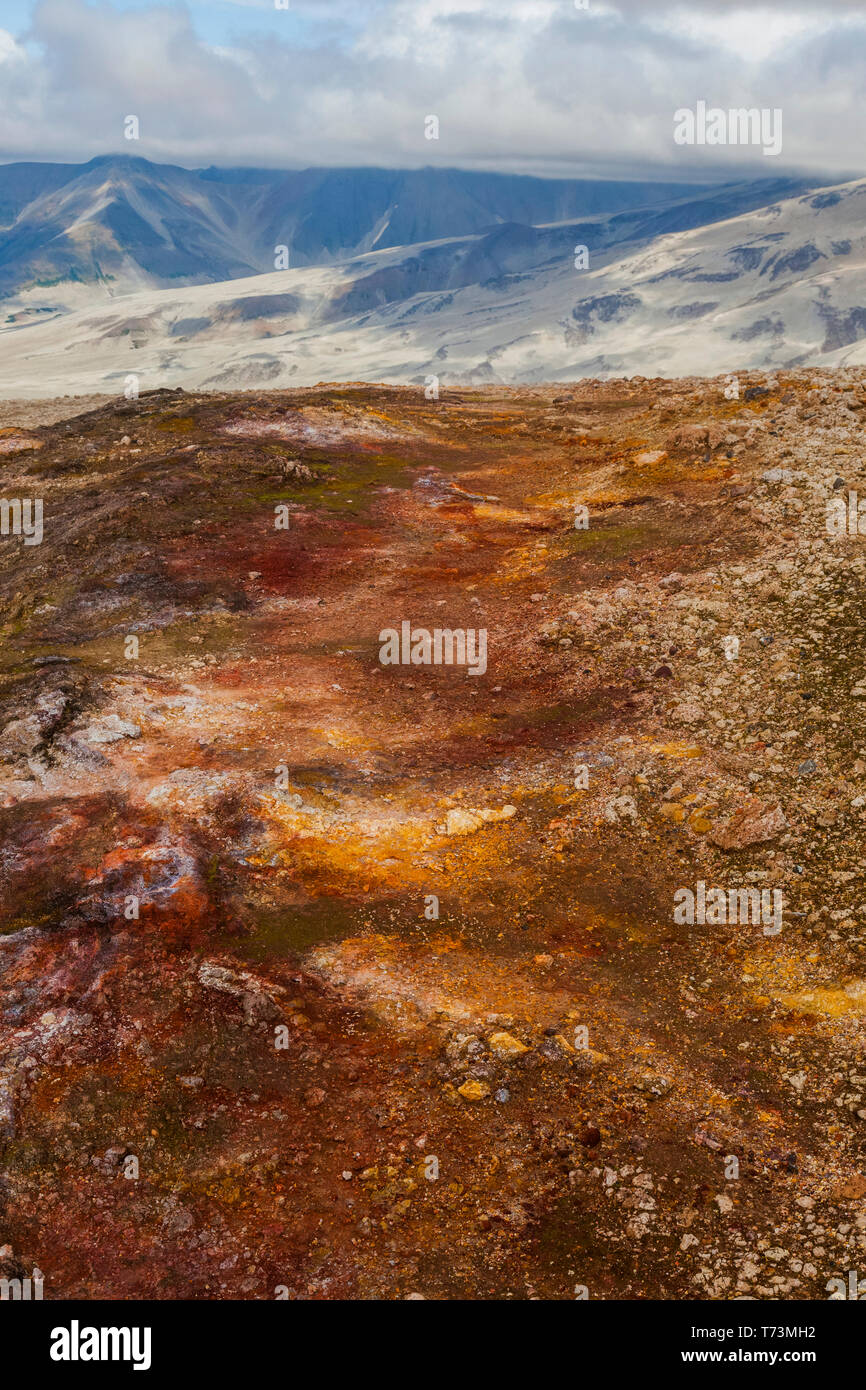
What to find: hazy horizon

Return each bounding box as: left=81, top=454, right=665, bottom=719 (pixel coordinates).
left=0, top=149, right=803, bottom=186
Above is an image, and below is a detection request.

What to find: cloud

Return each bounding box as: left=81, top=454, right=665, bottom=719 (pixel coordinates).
left=0, top=0, right=862, bottom=180
left=0, top=27, right=27, bottom=63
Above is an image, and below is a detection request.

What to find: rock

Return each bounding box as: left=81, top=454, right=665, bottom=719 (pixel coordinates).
left=197, top=959, right=283, bottom=1024
left=442, top=805, right=516, bottom=836
left=710, top=799, right=787, bottom=850
left=578, top=1125, right=601, bottom=1148
left=836, top=1176, right=866, bottom=1200
left=304, top=1088, right=326, bottom=1108
left=198, top=961, right=244, bottom=994
left=280, top=459, right=315, bottom=481
left=674, top=701, right=702, bottom=725
left=162, top=1204, right=194, bottom=1235
left=82, top=714, right=141, bottom=744
left=488, top=1031, right=528, bottom=1059
left=0, top=433, right=42, bottom=454
left=573, top=1047, right=611, bottom=1067
left=633, top=450, right=667, bottom=466
left=666, top=423, right=709, bottom=450
left=0, top=715, right=43, bottom=759
left=602, top=795, right=638, bottom=824
left=457, top=1080, right=490, bottom=1101
left=797, top=759, right=817, bottom=778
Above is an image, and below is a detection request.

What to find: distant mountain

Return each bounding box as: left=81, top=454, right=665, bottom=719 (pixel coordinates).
left=1, top=158, right=860, bottom=394
left=0, top=154, right=788, bottom=305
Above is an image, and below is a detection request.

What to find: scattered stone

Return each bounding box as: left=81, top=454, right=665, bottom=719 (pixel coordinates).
left=710, top=799, right=787, bottom=851
left=488, top=1031, right=528, bottom=1059
left=280, top=458, right=315, bottom=481
left=666, top=423, right=709, bottom=449
left=81, top=714, right=141, bottom=744
left=603, top=795, right=638, bottom=824
left=457, top=1080, right=490, bottom=1102
left=442, top=805, right=517, bottom=836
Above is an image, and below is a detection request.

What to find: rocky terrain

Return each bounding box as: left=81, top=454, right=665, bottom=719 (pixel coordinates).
left=0, top=371, right=865, bottom=1300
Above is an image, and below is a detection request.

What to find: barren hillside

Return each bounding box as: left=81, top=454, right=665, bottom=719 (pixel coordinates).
left=1, top=373, right=864, bottom=1299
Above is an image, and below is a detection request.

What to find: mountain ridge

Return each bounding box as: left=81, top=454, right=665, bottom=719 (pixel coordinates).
left=0, top=160, right=861, bottom=394
left=0, top=155, right=801, bottom=304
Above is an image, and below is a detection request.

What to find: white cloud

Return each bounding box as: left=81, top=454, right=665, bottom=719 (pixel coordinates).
left=0, top=0, right=862, bottom=179
left=0, top=27, right=26, bottom=63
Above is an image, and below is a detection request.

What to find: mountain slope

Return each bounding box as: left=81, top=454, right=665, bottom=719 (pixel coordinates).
left=0, top=155, right=727, bottom=302
left=1, top=175, right=864, bottom=394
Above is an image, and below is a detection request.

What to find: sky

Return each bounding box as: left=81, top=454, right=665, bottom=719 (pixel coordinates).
left=0, top=0, right=864, bottom=180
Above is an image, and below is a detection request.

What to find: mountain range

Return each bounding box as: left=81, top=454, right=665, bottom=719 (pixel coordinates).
left=1, top=154, right=863, bottom=394
left=0, top=155, right=724, bottom=299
